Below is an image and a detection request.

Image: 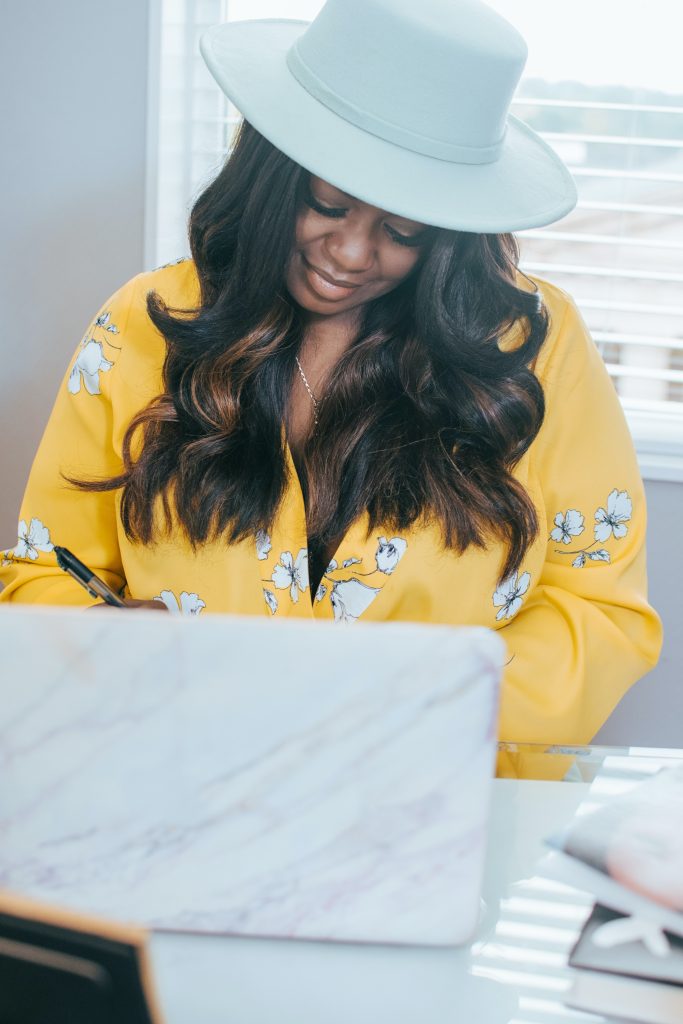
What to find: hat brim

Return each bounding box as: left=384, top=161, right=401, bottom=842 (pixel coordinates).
left=200, top=19, right=577, bottom=233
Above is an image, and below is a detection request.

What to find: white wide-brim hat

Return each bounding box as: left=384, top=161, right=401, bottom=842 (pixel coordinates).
left=200, top=0, right=577, bottom=233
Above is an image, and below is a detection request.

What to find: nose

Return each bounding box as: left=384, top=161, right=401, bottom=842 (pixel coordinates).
left=324, top=217, right=376, bottom=274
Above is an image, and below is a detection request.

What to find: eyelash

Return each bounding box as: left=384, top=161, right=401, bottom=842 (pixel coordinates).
left=304, top=191, right=425, bottom=248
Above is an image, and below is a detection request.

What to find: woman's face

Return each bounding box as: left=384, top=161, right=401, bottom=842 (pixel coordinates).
left=285, top=174, right=431, bottom=324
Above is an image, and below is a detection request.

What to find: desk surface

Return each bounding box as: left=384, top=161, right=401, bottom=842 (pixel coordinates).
left=149, top=746, right=683, bottom=1024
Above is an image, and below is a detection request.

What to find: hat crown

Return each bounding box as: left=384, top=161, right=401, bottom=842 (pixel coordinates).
left=286, top=0, right=528, bottom=165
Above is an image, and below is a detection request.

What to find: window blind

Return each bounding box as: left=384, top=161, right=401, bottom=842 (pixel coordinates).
left=511, top=90, right=683, bottom=457
left=149, top=0, right=683, bottom=470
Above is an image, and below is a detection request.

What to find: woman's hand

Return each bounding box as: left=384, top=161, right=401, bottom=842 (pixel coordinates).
left=88, top=598, right=170, bottom=611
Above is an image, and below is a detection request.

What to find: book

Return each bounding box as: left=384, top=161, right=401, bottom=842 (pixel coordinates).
left=567, top=903, right=683, bottom=1024
left=0, top=889, right=164, bottom=1024
left=540, top=763, right=683, bottom=939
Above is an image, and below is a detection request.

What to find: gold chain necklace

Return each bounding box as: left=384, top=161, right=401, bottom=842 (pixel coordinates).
left=295, top=354, right=321, bottom=428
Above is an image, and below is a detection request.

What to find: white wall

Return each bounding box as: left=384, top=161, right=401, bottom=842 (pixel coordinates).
left=594, top=479, right=682, bottom=747
left=0, top=1, right=679, bottom=747
left=0, top=0, right=149, bottom=524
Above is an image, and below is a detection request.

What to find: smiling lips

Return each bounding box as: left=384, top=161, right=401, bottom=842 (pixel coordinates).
left=303, top=256, right=361, bottom=299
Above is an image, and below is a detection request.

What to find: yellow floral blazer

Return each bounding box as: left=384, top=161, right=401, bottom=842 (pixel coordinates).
left=0, top=259, right=663, bottom=776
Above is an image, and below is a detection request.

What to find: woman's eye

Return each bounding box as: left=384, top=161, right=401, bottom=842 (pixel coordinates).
left=305, top=192, right=345, bottom=219
left=304, top=191, right=424, bottom=247
left=386, top=225, right=423, bottom=248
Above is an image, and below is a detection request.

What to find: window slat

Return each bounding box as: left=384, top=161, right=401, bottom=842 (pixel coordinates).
left=523, top=230, right=683, bottom=251
left=568, top=167, right=683, bottom=183
left=606, top=363, right=683, bottom=385
left=574, top=297, right=683, bottom=317
left=577, top=200, right=683, bottom=217
left=593, top=331, right=683, bottom=353
left=512, top=97, right=683, bottom=115
left=543, top=131, right=683, bottom=149
left=521, top=262, right=683, bottom=284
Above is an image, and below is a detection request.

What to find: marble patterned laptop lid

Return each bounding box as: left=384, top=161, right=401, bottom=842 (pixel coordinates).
left=0, top=605, right=504, bottom=947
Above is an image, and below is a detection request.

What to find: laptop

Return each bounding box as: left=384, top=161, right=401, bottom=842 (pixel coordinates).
left=0, top=604, right=504, bottom=946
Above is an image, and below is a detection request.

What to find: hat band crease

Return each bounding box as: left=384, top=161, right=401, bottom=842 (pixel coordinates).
left=285, top=42, right=506, bottom=165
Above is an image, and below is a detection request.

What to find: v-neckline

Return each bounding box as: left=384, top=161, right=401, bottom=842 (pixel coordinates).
left=257, top=431, right=400, bottom=624
left=282, top=434, right=368, bottom=608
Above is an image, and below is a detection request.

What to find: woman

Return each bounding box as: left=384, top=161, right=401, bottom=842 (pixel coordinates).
left=0, top=0, right=662, bottom=762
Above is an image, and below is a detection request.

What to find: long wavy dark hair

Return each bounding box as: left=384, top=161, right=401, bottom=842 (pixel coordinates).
left=71, top=119, right=551, bottom=584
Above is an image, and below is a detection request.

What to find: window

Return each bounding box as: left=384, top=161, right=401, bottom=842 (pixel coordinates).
left=147, top=0, right=683, bottom=479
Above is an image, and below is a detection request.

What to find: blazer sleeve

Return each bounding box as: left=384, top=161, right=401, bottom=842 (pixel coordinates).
left=495, top=286, right=663, bottom=764
left=0, top=273, right=144, bottom=605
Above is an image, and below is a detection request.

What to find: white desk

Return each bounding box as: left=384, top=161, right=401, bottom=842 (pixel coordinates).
left=149, top=779, right=604, bottom=1024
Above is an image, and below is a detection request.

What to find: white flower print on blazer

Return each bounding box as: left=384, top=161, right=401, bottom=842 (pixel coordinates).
left=492, top=571, right=531, bottom=621
left=315, top=537, right=408, bottom=622
left=550, top=509, right=585, bottom=545
left=594, top=489, right=632, bottom=542
left=255, top=530, right=272, bottom=561
left=254, top=530, right=409, bottom=623
left=68, top=309, right=121, bottom=396
left=375, top=536, right=408, bottom=575
left=154, top=590, right=206, bottom=615
left=271, top=548, right=309, bottom=603
left=329, top=578, right=381, bottom=623
left=68, top=341, right=113, bottom=395
left=550, top=489, right=632, bottom=568
left=11, top=518, right=54, bottom=561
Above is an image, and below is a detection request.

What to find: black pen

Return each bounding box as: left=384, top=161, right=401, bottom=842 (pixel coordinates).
left=53, top=546, right=127, bottom=607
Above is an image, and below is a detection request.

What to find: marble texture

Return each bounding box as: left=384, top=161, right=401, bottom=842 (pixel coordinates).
left=0, top=605, right=504, bottom=946
left=147, top=781, right=594, bottom=1024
